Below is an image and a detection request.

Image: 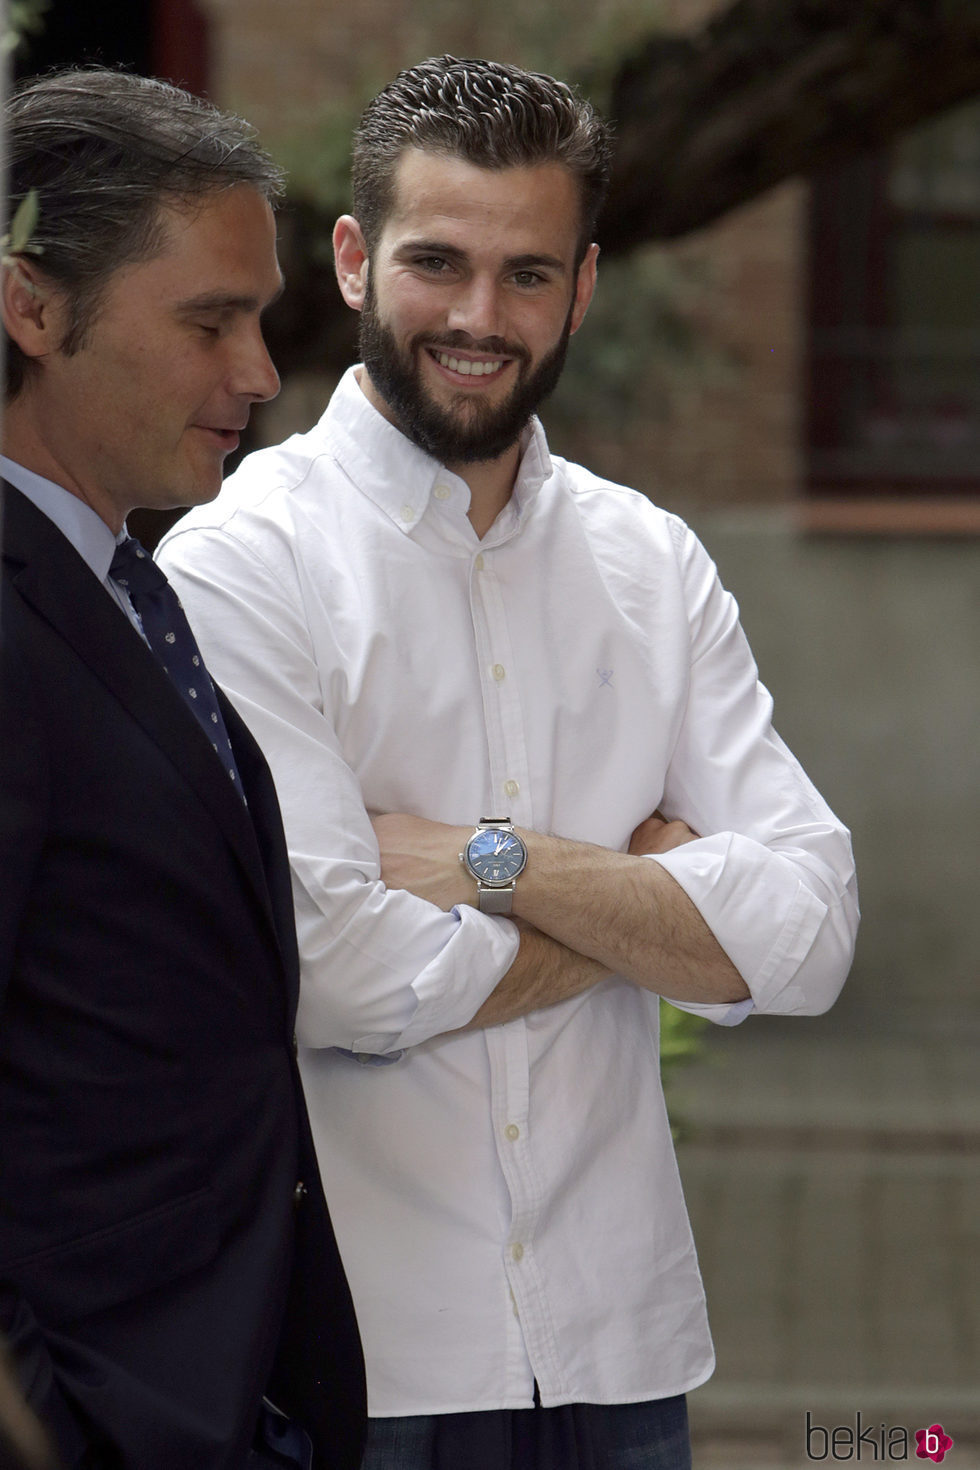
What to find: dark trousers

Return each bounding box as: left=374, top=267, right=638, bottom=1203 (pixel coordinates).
left=359, top=1393, right=691, bottom=1470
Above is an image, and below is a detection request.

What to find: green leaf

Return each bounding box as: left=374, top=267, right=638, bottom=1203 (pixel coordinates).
left=8, top=190, right=41, bottom=255
left=2, top=0, right=50, bottom=54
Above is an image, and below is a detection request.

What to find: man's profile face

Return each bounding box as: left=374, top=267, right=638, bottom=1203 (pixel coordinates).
left=350, top=149, right=597, bottom=467
left=13, top=185, right=282, bottom=532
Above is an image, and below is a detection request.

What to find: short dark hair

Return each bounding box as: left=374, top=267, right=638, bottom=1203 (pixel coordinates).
left=352, top=56, right=612, bottom=261
left=4, top=67, right=286, bottom=397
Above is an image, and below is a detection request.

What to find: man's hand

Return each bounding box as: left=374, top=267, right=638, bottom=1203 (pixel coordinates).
left=628, top=810, right=700, bottom=856
left=372, top=813, right=472, bottom=910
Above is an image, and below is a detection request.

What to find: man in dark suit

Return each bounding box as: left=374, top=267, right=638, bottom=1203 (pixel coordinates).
left=0, top=70, right=365, bottom=1470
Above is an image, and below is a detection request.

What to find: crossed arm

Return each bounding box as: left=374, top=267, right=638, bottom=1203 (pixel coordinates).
left=158, top=519, right=854, bottom=1049
left=372, top=811, right=750, bottom=1031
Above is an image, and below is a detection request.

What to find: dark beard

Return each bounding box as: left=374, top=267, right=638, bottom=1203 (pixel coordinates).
left=357, top=281, right=573, bottom=465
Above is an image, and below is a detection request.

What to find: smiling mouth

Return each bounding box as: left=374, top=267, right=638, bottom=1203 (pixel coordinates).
left=198, top=426, right=242, bottom=447
left=428, top=348, right=507, bottom=380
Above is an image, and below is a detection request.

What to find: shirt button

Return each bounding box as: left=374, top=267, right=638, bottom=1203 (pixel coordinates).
left=511, top=1242, right=524, bottom=1262
left=474, top=554, right=485, bottom=572
left=492, top=663, right=506, bottom=682
left=293, top=1180, right=308, bottom=1206
left=433, top=483, right=451, bottom=501
left=505, top=1123, right=520, bottom=1141
left=504, top=779, right=520, bottom=799
left=400, top=504, right=415, bottom=523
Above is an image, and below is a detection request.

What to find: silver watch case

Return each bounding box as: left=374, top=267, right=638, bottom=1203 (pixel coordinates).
left=459, top=817, right=528, bottom=915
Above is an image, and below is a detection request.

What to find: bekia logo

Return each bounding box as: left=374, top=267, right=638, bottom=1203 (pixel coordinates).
left=805, top=1412, right=955, bottom=1462
left=915, top=1426, right=954, bottom=1464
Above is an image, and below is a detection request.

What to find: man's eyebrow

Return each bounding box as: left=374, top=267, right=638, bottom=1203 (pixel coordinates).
left=176, top=279, right=286, bottom=314
left=504, top=252, right=568, bottom=276
left=394, top=239, right=568, bottom=275
left=394, top=238, right=465, bottom=261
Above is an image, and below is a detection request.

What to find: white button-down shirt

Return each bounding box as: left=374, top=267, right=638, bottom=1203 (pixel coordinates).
left=157, top=367, right=858, bottom=1416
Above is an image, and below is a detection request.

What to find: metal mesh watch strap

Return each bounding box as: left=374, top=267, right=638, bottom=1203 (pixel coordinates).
left=477, top=881, right=517, bottom=915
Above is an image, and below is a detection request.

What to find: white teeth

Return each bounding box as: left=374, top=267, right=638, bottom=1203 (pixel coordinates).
left=435, top=352, right=502, bottom=377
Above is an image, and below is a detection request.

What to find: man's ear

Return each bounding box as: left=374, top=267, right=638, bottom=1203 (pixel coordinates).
left=1, top=258, right=60, bottom=360
left=1, top=257, right=66, bottom=367
left=569, top=243, right=599, bottom=337
left=333, top=215, right=370, bottom=312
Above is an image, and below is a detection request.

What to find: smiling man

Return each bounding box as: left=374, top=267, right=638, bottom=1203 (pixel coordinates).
left=158, top=56, right=858, bottom=1470
left=0, top=69, right=364, bottom=1470
left=346, top=148, right=594, bottom=507
left=7, top=186, right=282, bottom=529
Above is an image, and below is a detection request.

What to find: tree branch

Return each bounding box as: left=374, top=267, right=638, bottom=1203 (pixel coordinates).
left=599, top=0, right=980, bottom=251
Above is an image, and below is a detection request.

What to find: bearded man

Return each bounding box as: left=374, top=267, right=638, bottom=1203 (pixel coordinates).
left=158, top=56, right=858, bottom=1470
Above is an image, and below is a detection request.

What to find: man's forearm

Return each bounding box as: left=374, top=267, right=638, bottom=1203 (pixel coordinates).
left=457, top=919, right=610, bottom=1031
left=512, top=831, right=749, bottom=1005
left=372, top=812, right=750, bottom=1008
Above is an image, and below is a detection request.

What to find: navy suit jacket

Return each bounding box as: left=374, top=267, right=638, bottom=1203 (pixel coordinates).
left=0, top=484, right=365, bottom=1469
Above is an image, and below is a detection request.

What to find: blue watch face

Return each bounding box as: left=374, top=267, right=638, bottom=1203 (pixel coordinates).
left=467, top=829, right=526, bottom=885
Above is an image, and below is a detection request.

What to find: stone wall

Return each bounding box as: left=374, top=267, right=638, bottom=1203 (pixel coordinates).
left=691, top=509, right=980, bottom=1023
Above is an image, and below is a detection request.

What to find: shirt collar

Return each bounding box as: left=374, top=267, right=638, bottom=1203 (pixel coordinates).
left=1, top=456, right=122, bottom=581
left=321, top=366, right=554, bottom=535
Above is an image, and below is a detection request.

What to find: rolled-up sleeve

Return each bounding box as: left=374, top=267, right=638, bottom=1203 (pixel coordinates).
left=159, top=524, right=518, bottom=1054
left=650, top=517, right=859, bottom=1023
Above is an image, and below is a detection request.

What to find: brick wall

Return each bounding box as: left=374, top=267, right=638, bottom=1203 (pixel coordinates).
left=640, top=183, right=808, bottom=511
left=200, top=0, right=807, bottom=510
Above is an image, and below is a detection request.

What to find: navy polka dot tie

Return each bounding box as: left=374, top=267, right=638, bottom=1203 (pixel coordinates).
left=110, top=536, right=245, bottom=799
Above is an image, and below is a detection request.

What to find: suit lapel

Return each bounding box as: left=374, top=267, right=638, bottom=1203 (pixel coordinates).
left=221, top=690, right=302, bottom=993
left=2, top=485, right=285, bottom=956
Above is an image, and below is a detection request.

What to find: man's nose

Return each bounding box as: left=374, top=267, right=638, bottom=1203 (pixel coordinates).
left=232, top=325, right=281, bottom=404
left=446, top=277, right=504, bottom=342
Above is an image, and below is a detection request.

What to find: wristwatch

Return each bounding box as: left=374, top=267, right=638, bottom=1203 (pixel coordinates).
left=460, top=817, right=528, bottom=915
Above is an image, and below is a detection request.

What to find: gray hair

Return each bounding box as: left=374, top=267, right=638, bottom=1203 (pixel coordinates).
left=352, top=56, right=612, bottom=262
left=4, top=67, right=285, bottom=397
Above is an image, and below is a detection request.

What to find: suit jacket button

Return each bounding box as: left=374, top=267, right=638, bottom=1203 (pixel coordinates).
left=293, top=1180, right=308, bottom=1207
